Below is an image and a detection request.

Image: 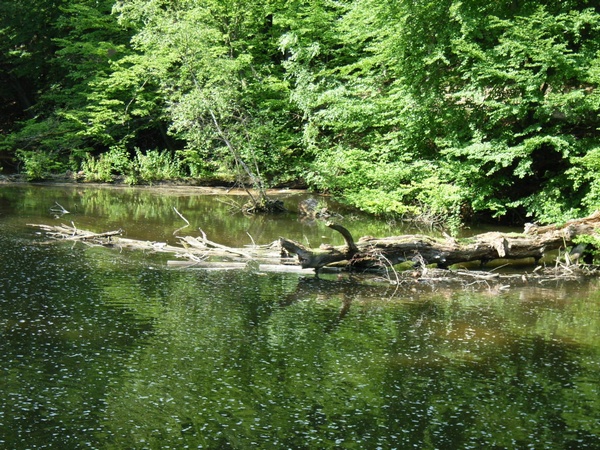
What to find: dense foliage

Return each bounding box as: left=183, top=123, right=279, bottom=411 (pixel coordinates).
left=2, top=0, right=600, bottom=225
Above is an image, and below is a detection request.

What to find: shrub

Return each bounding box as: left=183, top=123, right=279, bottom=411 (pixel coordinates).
left=16, top=150, right=67, bottom=180
left=130, top=148, right=181, bottom=183
left=81, top=146, right=133, bottom=182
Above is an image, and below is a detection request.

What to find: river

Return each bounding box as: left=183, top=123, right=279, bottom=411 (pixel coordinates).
left=0, top=184, right=599, bottom=449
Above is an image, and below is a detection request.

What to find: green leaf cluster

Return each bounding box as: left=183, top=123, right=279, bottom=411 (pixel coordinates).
left=440, top=4, right=600, bottom=223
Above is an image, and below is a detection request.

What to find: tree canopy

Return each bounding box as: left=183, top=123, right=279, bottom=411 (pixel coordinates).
left=1, top=0, right=600, bottom=226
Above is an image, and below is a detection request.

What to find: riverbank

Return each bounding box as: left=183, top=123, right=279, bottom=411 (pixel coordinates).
left=0, top=172, right=310, bottom=197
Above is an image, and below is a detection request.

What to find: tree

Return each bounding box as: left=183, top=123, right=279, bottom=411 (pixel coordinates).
left=2, top=0, right=600, bottom=227
left=113, top=0, right=302, bottom=192
left=279, top=0, right=464, bottom=224
left=0, top=0, right=63, bottom=119
left=281, top=0, right=600, bottom=226
left=0, top=0, right=141, bottom=178
left=440, top=3, right=600, bottom=223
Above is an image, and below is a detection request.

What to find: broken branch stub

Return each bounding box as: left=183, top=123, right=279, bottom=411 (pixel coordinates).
left=279, top=222, right=359, bottom=269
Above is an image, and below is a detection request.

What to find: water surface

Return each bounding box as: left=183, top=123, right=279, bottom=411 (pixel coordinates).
left=1, top=184, right=599, bottom=449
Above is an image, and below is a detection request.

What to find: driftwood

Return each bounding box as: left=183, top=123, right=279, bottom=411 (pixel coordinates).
left=30, top=222, right=265, bottom=254
left=28, top=223, right=299, bottom=268
left=280, top=211, right=600, bottom=271
left=28, top=211, right=600, bottom=285
left=30, top=223, right=123, bottom=242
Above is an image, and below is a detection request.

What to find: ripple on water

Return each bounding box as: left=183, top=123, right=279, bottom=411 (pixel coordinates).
left=2, top=220, right=600, bottom=448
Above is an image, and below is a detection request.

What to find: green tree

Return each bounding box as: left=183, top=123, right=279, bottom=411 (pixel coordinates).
left=280, top=0, right=464, bottom=224
left=2, top=0, right=599, bottom=226
left=443, top=3, right=600, bottom=223
left=0, top=0, right=63, bottom=120
left=114, top=0, right=303, bottom=188
left=0, top=0, right=140, bottom=178
left=282, top=0, right=600, bottom=226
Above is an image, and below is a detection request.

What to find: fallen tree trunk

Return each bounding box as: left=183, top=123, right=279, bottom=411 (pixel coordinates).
left=28, top=211, right=600, bottom=278
left=280, top=211, right=600, bottom=271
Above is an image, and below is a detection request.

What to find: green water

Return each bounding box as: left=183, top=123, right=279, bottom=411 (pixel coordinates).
left=1, top=184, right=599, bottom=449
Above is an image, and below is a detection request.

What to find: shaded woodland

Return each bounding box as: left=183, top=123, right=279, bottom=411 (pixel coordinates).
left=2, top=1, right=600, bottom=227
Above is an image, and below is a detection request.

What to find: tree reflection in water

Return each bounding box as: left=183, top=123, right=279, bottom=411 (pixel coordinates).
left=0, top=185, right=598, bottom=449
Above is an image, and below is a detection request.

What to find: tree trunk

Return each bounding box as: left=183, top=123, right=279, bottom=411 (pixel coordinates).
left=29, top=211, right=600, bottom=277
left=280, top=211, right=600, bottom=271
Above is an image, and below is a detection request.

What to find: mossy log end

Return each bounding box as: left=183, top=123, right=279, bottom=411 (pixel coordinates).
left=281, top=211, right=600, bottom=271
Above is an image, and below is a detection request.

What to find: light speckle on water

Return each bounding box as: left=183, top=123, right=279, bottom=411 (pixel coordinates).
left=0, top=185, right=599, bottom=449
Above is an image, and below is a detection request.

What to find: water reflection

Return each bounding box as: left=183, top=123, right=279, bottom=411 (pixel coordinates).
left=0, top=231, right=154, bottom=449
left=98, top=270, right=600, bottom=449
left=0, top=185, right=599, bottom=449
left=0, top=184, right=403, bottom=246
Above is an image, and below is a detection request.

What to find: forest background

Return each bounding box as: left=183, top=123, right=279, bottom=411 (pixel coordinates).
left=2, top=0, right=600, bottom=228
